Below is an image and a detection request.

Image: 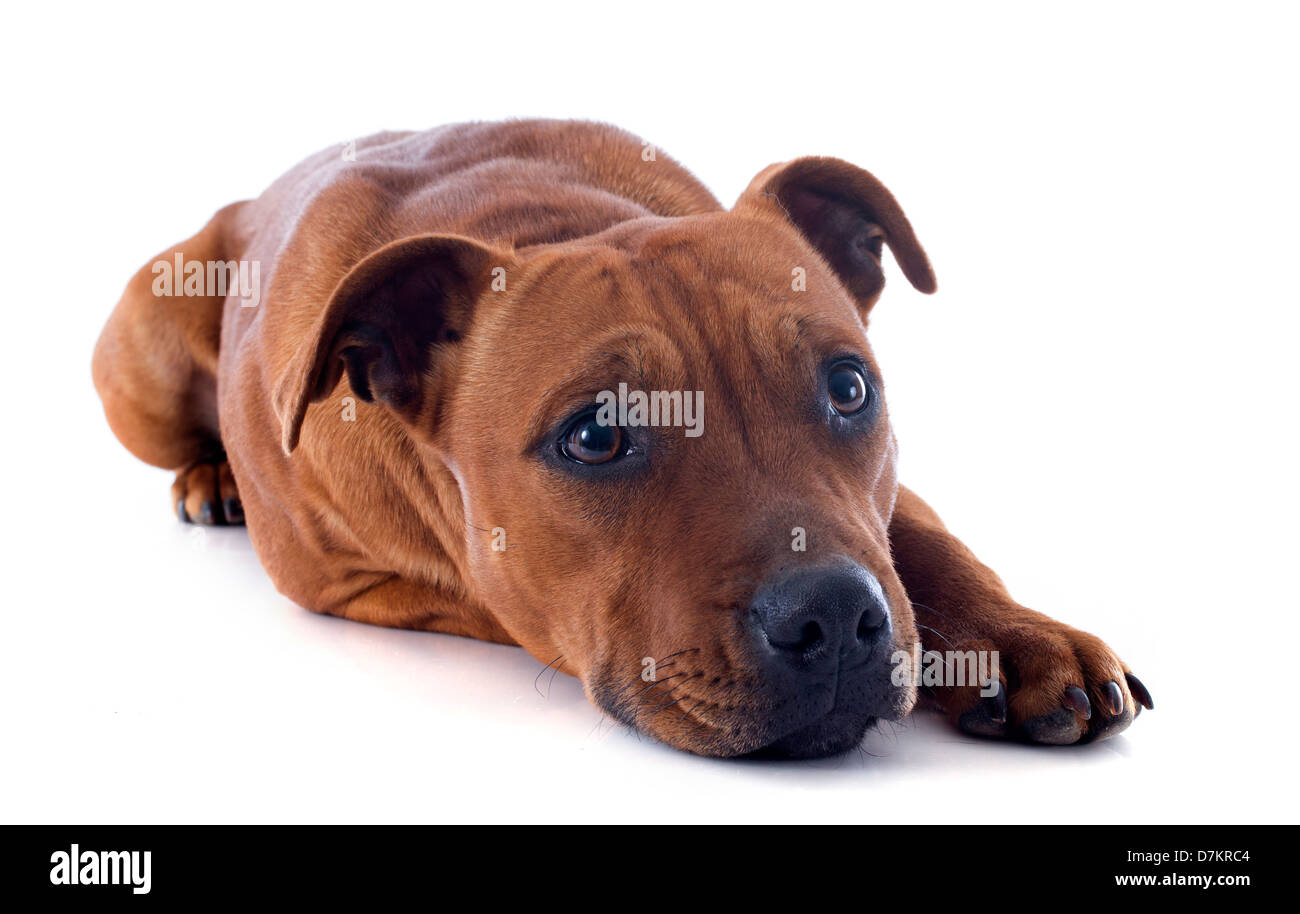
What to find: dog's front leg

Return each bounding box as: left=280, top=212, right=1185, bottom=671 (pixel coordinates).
left=889, top=485, right=1152, bottom=743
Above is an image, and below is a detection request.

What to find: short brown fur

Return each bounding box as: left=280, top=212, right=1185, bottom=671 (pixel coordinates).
left=93, top=120, right=1149, bottom=756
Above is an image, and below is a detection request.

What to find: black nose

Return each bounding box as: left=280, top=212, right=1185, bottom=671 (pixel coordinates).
left=750, top=562, right=891, bottom=676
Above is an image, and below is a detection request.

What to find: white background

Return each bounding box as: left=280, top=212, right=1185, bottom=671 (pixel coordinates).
left=2, top=1, right=1297, bottom=823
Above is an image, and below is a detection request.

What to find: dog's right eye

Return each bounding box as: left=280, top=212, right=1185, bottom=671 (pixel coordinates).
left=561, top=414, right=625, bottom=465
left=828, top=361, right=870, bottom=415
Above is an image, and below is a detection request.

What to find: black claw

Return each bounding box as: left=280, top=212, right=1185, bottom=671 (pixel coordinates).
left=1102, top=680, right=1125, bottom=716
left=1063, top=686, right=1092, bottom=720
left=176, top=499, right=190, bottom=523
left=199, top=500, right=216, bottom=526
left=1126, top=673, right=1154, bottom=710
left=987, top=681, right=1007, bottom=724
left=223, top=497, right=244, bottom=524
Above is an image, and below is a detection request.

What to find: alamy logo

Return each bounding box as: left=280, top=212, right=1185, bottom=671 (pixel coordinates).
left=595, top=383, right=704, bottom=437
left=152, top=253, right=261, bottom=308
left=891, top=644, right=1001, bottom=697
left=49, top=844, right=151, bottom=894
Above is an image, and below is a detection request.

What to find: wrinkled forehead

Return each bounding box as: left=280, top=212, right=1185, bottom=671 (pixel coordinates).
left=464, top=216, right=879, bottom=436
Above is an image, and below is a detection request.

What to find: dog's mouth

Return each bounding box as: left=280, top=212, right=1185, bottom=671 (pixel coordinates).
left=683, top=690, right=892, bottom=759
left=738, top=670, right=908, bottom=759
left=592, top=650, right=913, bottom=760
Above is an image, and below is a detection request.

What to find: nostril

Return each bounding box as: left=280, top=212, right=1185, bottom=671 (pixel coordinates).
left=795, top=621, right=823, bottom=652
left=856, top=605, right=886, bottom=642
left=767, top=619, right=824, bottom=654
left=751, top=564, right=891, bottom=665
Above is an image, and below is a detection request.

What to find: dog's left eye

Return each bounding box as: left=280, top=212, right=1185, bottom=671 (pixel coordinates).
left=828, top=362, right=870, bottom=415
left=561, top=413, right=626, bottom=465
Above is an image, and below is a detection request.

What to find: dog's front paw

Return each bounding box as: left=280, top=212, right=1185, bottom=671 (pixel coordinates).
left=171, top=459, right=243, bottom=525
left=927, top=613, right=1153, bottom=745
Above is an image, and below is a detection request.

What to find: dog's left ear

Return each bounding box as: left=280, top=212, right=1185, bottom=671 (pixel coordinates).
left=274, top=233, right=511, bottom=455
left=735, top=157, right=936, bottom=311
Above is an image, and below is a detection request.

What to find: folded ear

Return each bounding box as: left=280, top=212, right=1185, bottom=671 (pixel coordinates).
left=735, top=156, right=936, bottom=311
left=273, top=233, right=510, bottom=455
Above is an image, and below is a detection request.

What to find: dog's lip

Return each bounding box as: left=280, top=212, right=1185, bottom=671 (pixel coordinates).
left=732, top=650, right=914, bottom=756
left=595, top=646, right=910, bottom=757
left=697, top=679, right=894, bottom=758
left=742, top=709, right=880, bottom=760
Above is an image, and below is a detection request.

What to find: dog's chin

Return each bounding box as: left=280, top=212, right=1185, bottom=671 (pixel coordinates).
left=741, top=708, right=879, bottom=760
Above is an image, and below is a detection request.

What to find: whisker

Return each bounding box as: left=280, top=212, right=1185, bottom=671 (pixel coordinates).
left=910, top=602, right=981, bottom=641
left=913, top=622, right=958, bottom=650
left=644, top=673, right=702, bottom=721
left=534, top=654, right=564, bottom=697
left=646, top=694, right=687, bottom=720
left=631, top=671, right=686, bottom=706
left=547, top=657, right=566, bottom=696
left=602, top=654, right=686, bottom=712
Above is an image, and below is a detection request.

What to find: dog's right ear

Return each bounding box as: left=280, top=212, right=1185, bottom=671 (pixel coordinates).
left=273, top=233, right=511, bottom=455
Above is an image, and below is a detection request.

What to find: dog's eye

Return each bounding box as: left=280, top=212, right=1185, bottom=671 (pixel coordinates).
left=828, top=362, right=869, bottom=415
left=562, top=414, right=625, bottom=465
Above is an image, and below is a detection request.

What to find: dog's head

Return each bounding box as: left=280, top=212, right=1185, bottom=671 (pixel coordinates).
left=278, top=157, right=936, bottom=758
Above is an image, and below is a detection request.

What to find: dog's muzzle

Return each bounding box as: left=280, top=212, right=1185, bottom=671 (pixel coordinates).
left=744, top=559, right=900, bottom=758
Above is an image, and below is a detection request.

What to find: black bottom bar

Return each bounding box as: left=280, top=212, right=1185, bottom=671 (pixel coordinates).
left=1, top=824, right=1280, bottom=900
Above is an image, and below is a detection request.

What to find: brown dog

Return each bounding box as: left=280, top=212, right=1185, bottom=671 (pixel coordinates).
left=92, top=119, right=1151, bottom=758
